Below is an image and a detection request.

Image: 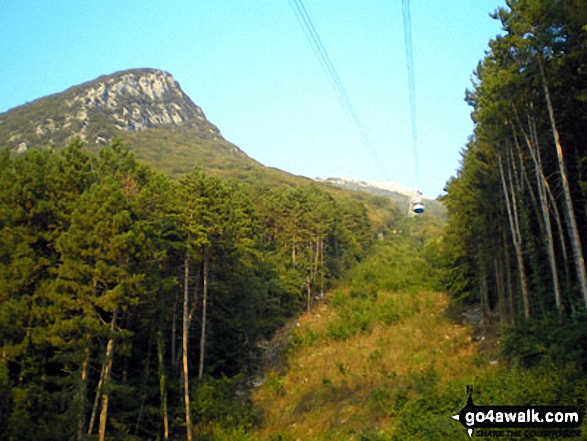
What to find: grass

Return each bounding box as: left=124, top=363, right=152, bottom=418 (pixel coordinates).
left=252, top=288, right=487, bottom=440
left=247, top=235, right=587, bottom=440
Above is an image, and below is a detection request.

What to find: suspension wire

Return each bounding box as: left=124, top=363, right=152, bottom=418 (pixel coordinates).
left=401, top=0, right=421, bottom=193
left=288, top=0, right=387, bottom=177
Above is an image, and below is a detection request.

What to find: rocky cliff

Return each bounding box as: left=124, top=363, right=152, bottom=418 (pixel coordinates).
left=0, top=68, right=225, bottom=153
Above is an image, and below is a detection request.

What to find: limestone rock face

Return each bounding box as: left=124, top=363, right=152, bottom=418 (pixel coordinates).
left=0, top=68, right=224, bottom=150
left=66, top=69, right=208, bottom=133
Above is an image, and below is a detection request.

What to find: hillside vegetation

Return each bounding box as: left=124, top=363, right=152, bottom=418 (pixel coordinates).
left=244, top=229, right=587, bottom=440
left=0, top=139, right=400, bottom=440
left=120, top=126, right=312, bottom=188
left=442, top=0, right=587, bottom=321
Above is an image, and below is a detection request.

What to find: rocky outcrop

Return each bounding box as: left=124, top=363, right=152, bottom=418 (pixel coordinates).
left=0, top=68, right=224, bottom=150
left=64, top=69, right=209, bottom=133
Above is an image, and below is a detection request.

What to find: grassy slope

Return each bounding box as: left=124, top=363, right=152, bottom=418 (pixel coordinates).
left=120, top=127, right=312, bottom=188
left=253, top=289, right=480, bottom=440
left=247, top=231, right=587, bottom=441
left=250, top=235, right=484, bottom=440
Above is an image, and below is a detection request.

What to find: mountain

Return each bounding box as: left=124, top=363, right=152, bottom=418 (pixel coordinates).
left=0, top=68, right=444, bottom=207
left=0, top=68, right=220, bottom=150
left=0, top=68, right=303, bottom=185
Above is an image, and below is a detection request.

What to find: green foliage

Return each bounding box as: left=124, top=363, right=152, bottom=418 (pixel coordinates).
left=443, top=0, right=587, bottom=324
left=290, top=324, right=321, bottom=349
left=264, top=371, right=286, bottom=397
left=198, top=424, right=259, bottom=441
left=194, top=376, right=259, bottom=429
left=502, top=311, right=587, bottom=369
left=319, top=234, right=439, bottom=341
left=0, top=138, right=376, bottom=438
left=347, top=234, right=437, bottom=294
left=382, top=359, right=587, bottom=440
left=327, top=293, right=378, bottom=340
left=388, top=367, right=466, bottom=440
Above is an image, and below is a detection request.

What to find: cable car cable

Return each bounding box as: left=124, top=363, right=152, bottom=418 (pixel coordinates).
left=288, top=0, right=387, bottom=177
left=401, top=0, right=424, bottom=213
left=401, top=0, right=420, bottom=193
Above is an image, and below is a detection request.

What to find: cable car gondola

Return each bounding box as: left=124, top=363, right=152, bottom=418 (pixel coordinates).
left=411, top=189, right=424, bottom=214
left=412, top=200, right=424, bottom=214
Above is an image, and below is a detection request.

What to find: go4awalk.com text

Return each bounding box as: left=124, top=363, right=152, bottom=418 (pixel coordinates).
left=451, top=386, right=584, bottom=438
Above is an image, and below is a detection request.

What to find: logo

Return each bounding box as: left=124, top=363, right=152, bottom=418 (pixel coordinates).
left=451, top=386, right=584, bottom=438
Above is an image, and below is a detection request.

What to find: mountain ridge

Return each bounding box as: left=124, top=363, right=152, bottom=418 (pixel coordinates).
left=318, top=177, right=417, bottom=198
left=317, top=176, right=446, bottom=218
left=0, top=68, right=438, bottom=199
left=0, top=68, right=301, bottom=185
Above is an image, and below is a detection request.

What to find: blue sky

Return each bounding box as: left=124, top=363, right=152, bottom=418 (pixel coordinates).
left=0, top=1, right=505, bottom=197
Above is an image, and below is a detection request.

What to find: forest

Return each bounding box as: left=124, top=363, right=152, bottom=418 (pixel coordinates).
left=1, top=0, right=587, bottom=439
left=0, top=139, right=381, bottom=440
left=442, top=0, right=587, bottom=330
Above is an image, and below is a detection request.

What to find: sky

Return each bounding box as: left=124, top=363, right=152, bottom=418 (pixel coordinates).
left=0, top=0, right=505, bottom=198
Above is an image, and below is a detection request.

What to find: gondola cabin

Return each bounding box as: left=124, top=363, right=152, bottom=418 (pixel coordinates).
left=412, top=201, right=424, bottom=214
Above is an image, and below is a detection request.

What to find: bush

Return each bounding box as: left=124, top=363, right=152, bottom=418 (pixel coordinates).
left=390, top=360, right=587, bottom=440
left=264, top=371, right=286, bottom=397
left=290, top=325, right=321, bottom=349
left=193, top=375, right=259, bottom=429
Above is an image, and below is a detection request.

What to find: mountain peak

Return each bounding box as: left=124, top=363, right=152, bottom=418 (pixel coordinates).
left=0, top=68, right=223, bottom=151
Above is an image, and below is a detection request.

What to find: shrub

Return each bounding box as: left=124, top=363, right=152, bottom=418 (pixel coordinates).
left=290, top=325, right=321, bottom=349
left=193, top=375, right=259, bottom=429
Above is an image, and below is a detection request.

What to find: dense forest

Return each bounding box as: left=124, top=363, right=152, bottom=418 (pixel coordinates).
left=442, top=0, right=587, bottom=327
left=0, top=139, right=384, bottom=440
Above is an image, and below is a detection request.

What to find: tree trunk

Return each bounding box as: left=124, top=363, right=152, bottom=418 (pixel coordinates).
left=504, top=232, right=515, bottom=325
left=495, top=257, right=506, bottom=327
left=312, top=236, right=320, bottom=301
left=539, top=55, right=587, bottom=308
left=516, top=112, right=563, bottom=314
left=533, top=128, right=563, bottom=315
left=306, top=278, right=312, bottom=312
left=188, top=262, right=201, bottom=326
left=320, top=238, right=325, bottom=296
left=157, top=331, right=169, bottom=440
left=480, top=261, right=490, bottom=326
left=198, top=245, right=209, bottom=380
left=182, top=249, right=193, bottom=441
left=171, top=292, right=177, bottom=369
left=543, top=172, right=572, bottom=308
left=77, top=337, right=90, bottom=441
left=98, top=309, right=117, bottom=441
left=88, top=362, right=106, bottom=435
left=498, top=154, right=531, bottom=319
left=509, top=154, right=531, bottom=320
